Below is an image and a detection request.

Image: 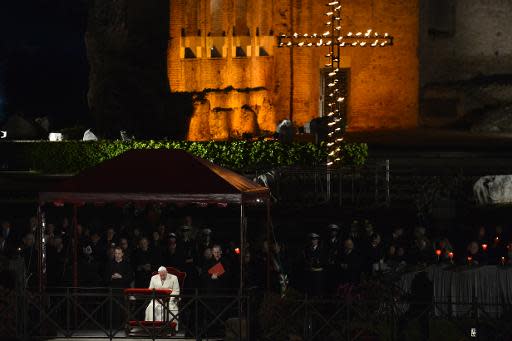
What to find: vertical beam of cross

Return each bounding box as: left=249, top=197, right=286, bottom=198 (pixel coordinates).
left=278, top=0, right=393, bottom=166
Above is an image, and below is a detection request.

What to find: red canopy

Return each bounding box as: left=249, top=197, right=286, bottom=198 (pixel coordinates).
left=38, top=149, right=269, bottom=204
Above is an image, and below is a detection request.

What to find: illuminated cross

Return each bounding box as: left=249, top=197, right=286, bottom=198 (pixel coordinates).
left=277, top=0, right=393, bottom=166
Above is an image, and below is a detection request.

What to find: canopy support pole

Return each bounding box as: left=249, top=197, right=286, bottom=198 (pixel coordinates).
left=266, top=198, right=271, bottom=290
left=239, top=203, right=245, bottom=293
left=37, top=205, right=46, bottom=293
left=72, top=204, right=78, bottom=288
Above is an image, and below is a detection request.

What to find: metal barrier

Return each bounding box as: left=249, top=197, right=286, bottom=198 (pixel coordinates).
left=3, top=287, right=249, bottom=340
left=252, top=164, right=391, bottom=208
left=250, top=159, right=512, bottom=209
left=4, top=287, right=512, bottom=340
left=257, top=294, right=512, bottom=341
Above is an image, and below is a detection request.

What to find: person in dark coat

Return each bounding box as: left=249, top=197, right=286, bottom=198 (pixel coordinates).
left=195, top=228, right=214, bottom=262
left=348, top=221, right=362, bottom=248
left=200, top=244, right=231, bottom=337
left=118, top=238, right=132, bottom=263
left=89, top=231, right=107, bottom=266
left=178, top=225, right=196, bottom=265
left=405, top=271, right=433, bottom=339
left=0, top=234, right=14, bottom=258
left=1, top=220, right=20, bottom=254
left=164, top=233, right=185, bottom=269
left=20, top=232, right=38, bottom=288
left=104, top=247, right=133, bottom=328
left=47, top=235, right=69, bottom=286
left=364, top=233, right=385, bottom=275
left=201, top=244, right=231, bottom=292
left=338, top=238, right=362, bottom=284
left=325, top=225, right=341, bottom=295
left=105, top=227, right=118, bottom=248
left=104, top=247, right=133, bottom=288
left=303, top=233, right=325, bottom=297
left=132, top=237, right=158, bottom=288
left=466, top=241, right=488, bottom=265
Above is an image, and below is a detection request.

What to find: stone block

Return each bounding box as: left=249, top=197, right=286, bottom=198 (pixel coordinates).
left=209, top=109, right=232, bottom=140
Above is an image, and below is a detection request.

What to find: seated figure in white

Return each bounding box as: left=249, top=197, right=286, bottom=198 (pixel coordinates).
left=145, top=266, right=180, bottom=328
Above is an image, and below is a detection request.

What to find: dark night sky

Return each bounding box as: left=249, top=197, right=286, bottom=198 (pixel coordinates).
left=0, top=0, right=90, bottom=128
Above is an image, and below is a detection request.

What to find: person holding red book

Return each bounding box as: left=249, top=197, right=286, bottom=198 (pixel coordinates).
left=201, top=245, right=230, bottom=291
left=200, top=244, right=231, bottom=337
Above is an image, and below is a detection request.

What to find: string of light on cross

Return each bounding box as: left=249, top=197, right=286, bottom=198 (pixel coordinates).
left=277, top=0, right=393, bottom=166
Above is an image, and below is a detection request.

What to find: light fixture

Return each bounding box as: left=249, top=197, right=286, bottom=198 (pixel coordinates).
left=49, top=133, right=63, bottom=141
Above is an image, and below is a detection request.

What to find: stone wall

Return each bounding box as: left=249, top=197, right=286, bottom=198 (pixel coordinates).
left=421, top=0, right=512, bottom=85
left=187, top=88, right=274, bottom=140
left=169, top=0, right=419, bottom=140
left=420, top=0, right=512, bottom=128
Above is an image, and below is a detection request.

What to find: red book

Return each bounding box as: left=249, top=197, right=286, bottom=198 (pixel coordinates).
left=208, top=262, right=225, bottom=276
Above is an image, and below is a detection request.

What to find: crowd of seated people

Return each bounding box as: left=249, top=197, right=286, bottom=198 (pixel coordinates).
left=295, top=220, right=512, bottom=297
left=0, top=214, right=244, bottom=292
left=1, top=214, right=512, bottom=298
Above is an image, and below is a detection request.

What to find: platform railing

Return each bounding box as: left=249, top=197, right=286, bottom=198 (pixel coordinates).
left=3, top=287, right=512, bottom=340
left=4, top=287, right=249, bottom=340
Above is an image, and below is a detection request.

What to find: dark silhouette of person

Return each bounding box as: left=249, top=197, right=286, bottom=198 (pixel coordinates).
left=200, top=244, right=231, bottom=336
left=104, top=247, right=133, bottom=329
left=325, top=225, right=341, bottom=295
left=338, top=238, right=362, bottom=285
left=406, top=271, right=433, bottom=339
left=303, top=233, right=326, bottom=297
left=201, top=245, right=230, bottom=292
left=132, top=237, right=158, bottom=288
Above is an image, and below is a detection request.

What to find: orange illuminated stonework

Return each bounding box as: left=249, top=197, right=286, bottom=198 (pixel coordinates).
left=168, top=0, right=419, bottom=141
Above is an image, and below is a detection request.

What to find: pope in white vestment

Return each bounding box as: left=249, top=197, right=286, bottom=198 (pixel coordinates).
left=145, top=266, right=180, bottom=327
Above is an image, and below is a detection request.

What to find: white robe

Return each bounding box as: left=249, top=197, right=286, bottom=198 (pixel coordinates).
left=144, top=273, right=180, bottom=327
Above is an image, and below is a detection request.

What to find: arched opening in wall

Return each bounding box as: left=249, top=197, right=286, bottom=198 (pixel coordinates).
left=234, top=0, right=250, bottom=36
left=185, top=0, right=200, bottom=36
left=210, top=0, right=224, bottom=36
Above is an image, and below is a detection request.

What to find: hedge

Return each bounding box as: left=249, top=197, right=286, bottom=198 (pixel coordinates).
left=0, top=140, right=368, bottom=174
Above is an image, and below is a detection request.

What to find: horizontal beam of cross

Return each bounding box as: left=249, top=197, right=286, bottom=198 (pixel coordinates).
left=278, top=32, right=393, bottom=48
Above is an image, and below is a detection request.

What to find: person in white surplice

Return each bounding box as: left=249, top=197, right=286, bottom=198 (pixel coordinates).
left=145, top=266, right=180, bottom=327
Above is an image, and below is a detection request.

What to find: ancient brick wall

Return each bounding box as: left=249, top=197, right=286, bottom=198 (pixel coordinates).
left=169, top=0, right=419, bottom=140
